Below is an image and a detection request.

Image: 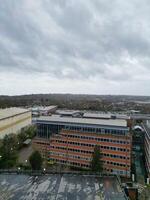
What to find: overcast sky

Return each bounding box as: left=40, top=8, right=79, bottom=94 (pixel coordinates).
left=0, top=0, right=150, bottom=95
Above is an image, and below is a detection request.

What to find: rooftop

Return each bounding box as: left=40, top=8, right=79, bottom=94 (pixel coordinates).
left=83, top=113, right=111, bottom=119
left=0, top=107, right=30, bottom=121
left=56, top=110, right=81, bottom=115
left=0, top=174, right=127, bottom=200
left=83, top=113, right=130, bottom=120
left=32, top=106, right=57, bottom=112
left=37, top=115, right=128, bottom=127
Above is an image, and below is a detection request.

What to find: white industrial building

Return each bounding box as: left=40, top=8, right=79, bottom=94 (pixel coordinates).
left=31, top=106, right=57, bottom=116
left=0, top=107, right=32, bottom=139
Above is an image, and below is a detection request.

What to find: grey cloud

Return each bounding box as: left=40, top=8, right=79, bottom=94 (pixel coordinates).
left=0, top=0, right=150, bottom=84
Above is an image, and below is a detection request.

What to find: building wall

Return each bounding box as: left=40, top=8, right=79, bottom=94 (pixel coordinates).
left=32, top=137, right=50, bottom=159
left=36, top=122, right=129, bottom=138
left=49, top=130, right=131, bottom=177
left=143, top=121, right=150, bottom=177
left=35, top=119, right=132, bottom=177
left=145, top=134, right=150, bottom=177
left=0, top=111, right=31, bottom=138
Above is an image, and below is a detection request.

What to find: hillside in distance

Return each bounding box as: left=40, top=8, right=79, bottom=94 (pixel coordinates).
left=0, top=94, right=150, bottom=113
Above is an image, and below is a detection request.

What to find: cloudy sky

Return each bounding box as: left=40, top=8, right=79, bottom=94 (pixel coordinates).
left=0, top=0, right=150, bottom=95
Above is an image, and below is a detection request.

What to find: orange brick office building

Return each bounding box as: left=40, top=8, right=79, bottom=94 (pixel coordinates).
left=34, top=115, right=132, bottom=177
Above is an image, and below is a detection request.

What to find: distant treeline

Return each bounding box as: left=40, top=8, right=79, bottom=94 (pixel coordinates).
left=0, top=94, right=150, bottom=113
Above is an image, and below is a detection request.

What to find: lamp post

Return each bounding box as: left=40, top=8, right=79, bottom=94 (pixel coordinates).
left=43, top=168, right=46, bottom=174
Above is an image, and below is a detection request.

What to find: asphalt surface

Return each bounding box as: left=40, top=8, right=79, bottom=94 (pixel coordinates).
left=0, top=174, right=127, bottom=200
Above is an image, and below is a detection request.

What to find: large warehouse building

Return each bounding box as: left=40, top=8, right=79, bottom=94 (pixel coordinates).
left=0, top=107, right=32, bottom=139
left=33, top=114, right=132, bottom=178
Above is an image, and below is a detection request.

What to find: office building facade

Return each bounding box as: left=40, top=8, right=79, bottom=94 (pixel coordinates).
left=34, top=115, right=132, bottom=177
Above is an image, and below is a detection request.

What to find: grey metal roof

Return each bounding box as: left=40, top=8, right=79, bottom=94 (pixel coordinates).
left=83, top=113, right=111, bottom=119
left=83, top=113, right=130, bottom=120
left=0, top=174, right=128, bottom=200
left=32, top=106, right=57, bottom=112
left=56, top=110, right=81, bottom=115
left=0, top=107, right=30, bottom=120
left=37, top=115, right=127, bottom=127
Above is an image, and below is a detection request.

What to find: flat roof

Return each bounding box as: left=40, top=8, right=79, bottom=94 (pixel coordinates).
left=56, top=110, right=81, bottom=115
left=37, top=115, right=127, bottom=127
left=0, top=107, right=30, bottom=120
left=32, top=106, right=57, bottom=112
left=83, top=113, right=111, bottom=119
left=83, top=113, right=130, bottom=120
left=0, top=174, right=127, bottom=200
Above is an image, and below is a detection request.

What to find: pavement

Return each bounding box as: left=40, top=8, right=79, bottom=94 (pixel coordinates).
left=18, top=145, right=34, bottom=164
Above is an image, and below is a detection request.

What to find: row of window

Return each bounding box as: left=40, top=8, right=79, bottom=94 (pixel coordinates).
left=50, top=145, right=93, bottom=154
left=34, top=139, right=130, bottom=154
left=50, top=150, right=130, bottom=162
left=103, top=160, right=129, bottom=168
left=51, top=141, right=130, bottom=152
left=50, top=158, right=90, bottom=168
left=37, top=123, right=129, bottom=138
left=50, top=152, right=91, bottom=161
left=50, top=157, right=129, bottom=171
left=100, top=145, right=130, bottom=152
left=50, top=151, right=130, bottom=163
left=62, top=133, right=130, bottom=144
left=64, top=126, right=128, bottom=136
left=103, top=153, right=130, bottom=160
left=50, top=145, right=130, bottom=154
left=50, top=158, right=130, bottom=176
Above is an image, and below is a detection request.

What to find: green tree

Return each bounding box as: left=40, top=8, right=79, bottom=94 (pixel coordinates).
left=91, top=145, right=103, bottom=172
left=0, top=134, right=18, bottom=168
left=17, top=130, right=27, bottom=148
left=2, top=134, right=18, bottom=159
left=17, top=125, right=37, bottom=149
left=29, top=151, right=43, bottom=170
left=26, top=125, right=37, bottom=139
